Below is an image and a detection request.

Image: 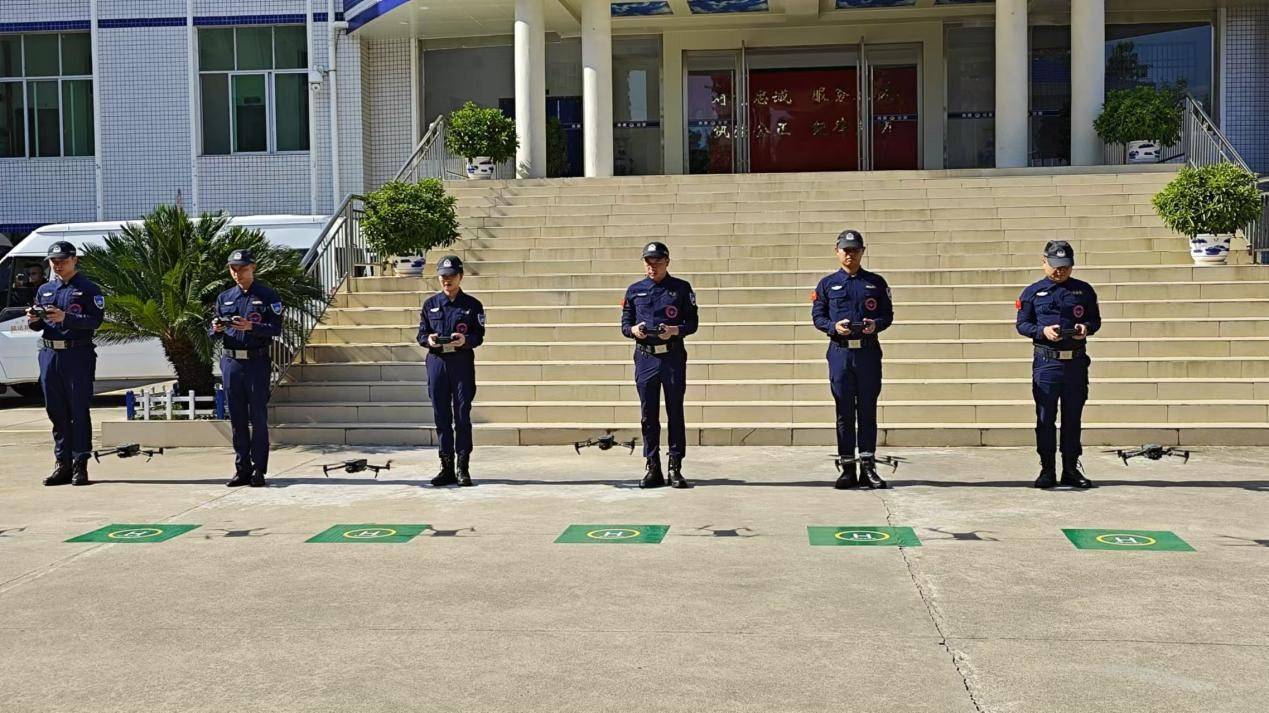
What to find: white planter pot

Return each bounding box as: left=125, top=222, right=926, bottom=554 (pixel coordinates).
left=1189, top=234, right=1232, bottom=265
left=1126, top=140, right=1161, bottom=164
left=466, top=156, right=495, bottom=180
left=392, top=255, right=426, bottom=276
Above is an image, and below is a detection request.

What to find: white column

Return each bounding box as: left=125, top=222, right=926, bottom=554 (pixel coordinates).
left=1071, top=0, right=1106, bottom=166
left=514, top=0, right=547, bottom=178
left=995, top=0, right=1029, bottom=168
left=581, top=0, right=614, bottom=177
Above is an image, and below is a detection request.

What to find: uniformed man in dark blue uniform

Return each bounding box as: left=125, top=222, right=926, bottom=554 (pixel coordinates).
left=1016, top=240, right=1101, bottom=489
left=211, top=249, right=283, bottom=488
left=416, top=255, right=485, bottom=487
left=26, top=241, right=104, bottom=486
left=811, top=230, right=894, bottom=490
left=620, top=242, right=698, bottom=489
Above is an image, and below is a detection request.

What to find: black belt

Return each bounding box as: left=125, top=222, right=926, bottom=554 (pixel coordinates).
left=636, top=340, right=682, bottom=356
left=224, top=347, right=271, bottom=360
left=427, top=345, right=464, bottom=356
left=41, top=338, right=94, bottom=350
left=1034, top=345, right=1086, bottom=361
left=830, top=335, right=879, bottom=350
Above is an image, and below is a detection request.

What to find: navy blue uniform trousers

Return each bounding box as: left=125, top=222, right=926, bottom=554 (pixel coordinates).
left=427, top=352, right=476, bottom=456
left=827, top=344, right=882, bottom=456
left=221, top=355, right=271, bottom=474
left=635, top=349, right=687, bottom=459
left=1032, top=354, right=1089, bottom=458
left=39, top=346, right=96, bottom=462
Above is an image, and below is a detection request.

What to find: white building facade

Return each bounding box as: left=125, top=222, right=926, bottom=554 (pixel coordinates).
left=2, top=0, right=1267, bottom=244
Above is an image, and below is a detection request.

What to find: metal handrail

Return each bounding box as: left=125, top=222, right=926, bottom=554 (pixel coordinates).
left=1180, top=95, right=1253, bottom=173
left=394, top=114, right=516, bottom=183
left=1176, top=95, right=1268, bottom=264
left=270, top=193, right=372, bottom=389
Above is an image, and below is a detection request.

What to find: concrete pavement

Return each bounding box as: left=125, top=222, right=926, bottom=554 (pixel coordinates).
left=0, top=417, right=1266, bottom=712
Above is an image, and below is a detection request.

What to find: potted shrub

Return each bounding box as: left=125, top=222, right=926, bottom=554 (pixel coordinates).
left=445, top=101, right=519, bottom=180
left=1094, top=85, right=1183, bottom=164
left=1153, top=163, right=1263, bottom=265
left=362, top=179, right=460, bottom=276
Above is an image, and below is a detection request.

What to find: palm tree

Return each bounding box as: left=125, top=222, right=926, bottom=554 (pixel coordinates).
left=77, top=205, right=325, bottom=395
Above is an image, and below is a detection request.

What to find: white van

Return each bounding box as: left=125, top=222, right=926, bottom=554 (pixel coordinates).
left=0, top=215, right=328, bottom=397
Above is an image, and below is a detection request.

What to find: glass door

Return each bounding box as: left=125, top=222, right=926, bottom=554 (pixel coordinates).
left=684, top=43, right=921, bottom=174
left=685, top=51, right=739, bottom=174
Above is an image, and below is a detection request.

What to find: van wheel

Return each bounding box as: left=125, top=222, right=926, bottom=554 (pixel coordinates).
left=11, top=383, right=42, bottom=401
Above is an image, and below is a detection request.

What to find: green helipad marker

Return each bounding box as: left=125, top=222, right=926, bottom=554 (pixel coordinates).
left=1063, top=528, right=1194, bottom=552
left=307, top=524, right=430, bottom=543
left=67, top=524, right=200, bottom=543
left=807, top=526, right=922, bottom=547
left=556, top=525, right=668, bottom=544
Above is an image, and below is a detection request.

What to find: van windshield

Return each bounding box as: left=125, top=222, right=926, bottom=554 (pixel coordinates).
left=0, top=257, right=50, bottom=323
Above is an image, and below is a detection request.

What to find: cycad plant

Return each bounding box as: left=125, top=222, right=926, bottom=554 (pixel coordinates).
left=77, top=205, right=324, bottom=395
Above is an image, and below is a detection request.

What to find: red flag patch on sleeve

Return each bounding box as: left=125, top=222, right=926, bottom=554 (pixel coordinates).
left=810, top=290, right=818, bottom=303
left=1015, top=299, right=1022, bottom=310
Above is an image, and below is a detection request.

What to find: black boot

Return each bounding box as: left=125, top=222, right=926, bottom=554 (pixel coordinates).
left=1034, top=453, right=1057, bottom=489
left=249, top=470, right=267, bottom=488
left=834, top=457, right=858, bottom=490
left=668, top=455, right=690, bottom=489
left=1060, top=455, right=1095, bottom=489
left=431, top=453, right=457, bottom=487
left=226, top=471, right=252, bottom=487
left=639, top=456, right=665, bottom=489
left=70, top=458, right=90, bottom=487
left=860, top=455, right=888, bottom=489
left=456, top=453, right=473, bottom=487
left=44, top=460, right=73, bottom=486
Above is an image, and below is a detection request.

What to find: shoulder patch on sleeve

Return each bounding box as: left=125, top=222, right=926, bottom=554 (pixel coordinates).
left=1015, top=299, right=1022, bottom=310
left=94, top=295, right=105, bottom=309
left=271, top=301, right=283, bottom=314
left=689, top=291, right=696, bottom=306
left=478, top=312, right=486, bottom=326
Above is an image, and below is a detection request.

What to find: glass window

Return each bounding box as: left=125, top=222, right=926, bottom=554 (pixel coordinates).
left=235, top=27, right=273, bottom=71
left=232, top=74, right=267, bottom=152
left=61, top=79, right=93, bottom=156
left=198, top=28, right=235, bottom=72
left=200, top=74, right=230, bottom=155
left=198, top=26, right=307, bottom=155
left=1030, top=25, right=1071, bottom=167
left=274, top=72, right=309, bottom=151
left=30, top=80, right=60, bottom=157
left=945, top=26, right=995, bottom=169
left=0, top=36, right=22, bottom=78
left=0, top=33, right=93, bottom=158
left=274, top=26, right=307, bottom=70
left=613, top=36, right=663, bottom=176
left=1106, top=23, right=1212, bottom=110
left=0, top=82, right=25, bottom=157
left=61, top=33, right=91, bottom=75
left=23, top=34, right=59, bottom=77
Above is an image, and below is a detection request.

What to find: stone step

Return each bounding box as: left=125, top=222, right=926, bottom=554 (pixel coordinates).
left=298, top=337, right=1269, bottom=363
left=269, top=421, right=1263, bottom=448
left=449, top=239, right=1187, bottom=262
left=333, top=281, right=1269, bottom=308
left=290, top=354, right=1269, bottom=380
left=306, top=317, right=1269, bottom=345
left=438, top=253, right=1193, bottom=275
left=457, top=197, right=1166, bottom=219
left=267, top=399, right=1269, bottom=426
left=455, top=189, right=1173, bottom=211
left=459, top=212, right=1170, bottom=231
left=353, top=264, right=1269, bottom=292
left=320, top=299, right=1269, bottom=326
left=273, top=377, right=1269, bottom=404
left=454, top=229, right=1188, bottom=249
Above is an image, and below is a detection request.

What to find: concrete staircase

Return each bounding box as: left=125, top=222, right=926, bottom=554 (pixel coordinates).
left=272, top=165, right=1269, bottom=447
